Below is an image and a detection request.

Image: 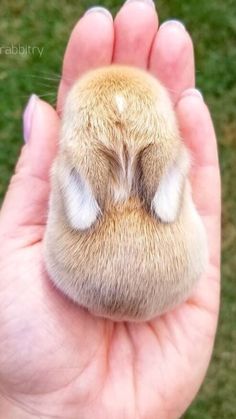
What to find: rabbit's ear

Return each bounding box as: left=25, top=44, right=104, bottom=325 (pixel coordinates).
left=62, top=168, right=101, bottom=231
left=151, top=147, right=190, bottom=223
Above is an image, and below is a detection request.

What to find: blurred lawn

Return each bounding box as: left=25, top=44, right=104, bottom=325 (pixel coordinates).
left=0, top=0, right=235, bottom=417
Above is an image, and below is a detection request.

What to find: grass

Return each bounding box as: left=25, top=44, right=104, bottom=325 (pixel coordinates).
left=0, top=0, right=235, bottom=417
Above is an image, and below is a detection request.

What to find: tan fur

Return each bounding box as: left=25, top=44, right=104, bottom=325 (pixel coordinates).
left=44, top=65, right=208, bottom=321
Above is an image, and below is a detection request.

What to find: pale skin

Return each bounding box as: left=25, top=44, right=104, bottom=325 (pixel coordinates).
left=0, top=1, right=221, bottom=418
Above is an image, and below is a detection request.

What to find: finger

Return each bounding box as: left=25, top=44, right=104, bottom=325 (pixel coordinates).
left=0, top=96, right=59, bottom=236
left=176, top=90, right=221, bottom=266
left=149, top=20, right=195, bottom=103
left=57, top=8, right=114, bottom=113
left=113, top=0, right=158, bottom=68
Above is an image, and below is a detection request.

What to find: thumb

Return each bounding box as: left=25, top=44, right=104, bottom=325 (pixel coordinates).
left=0, top=95, right=60, bottom=237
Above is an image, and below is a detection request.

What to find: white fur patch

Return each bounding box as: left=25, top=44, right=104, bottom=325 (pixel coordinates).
left=64, top=169, right=101, bottom=231
left=115, top=94, right=125, bottom=114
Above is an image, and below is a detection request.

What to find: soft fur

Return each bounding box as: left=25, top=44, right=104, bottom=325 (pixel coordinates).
left=44, top=65, right=208, bottom=321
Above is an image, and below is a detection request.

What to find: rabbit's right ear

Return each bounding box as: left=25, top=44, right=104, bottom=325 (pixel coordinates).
left=60, top=166, right=101, bottom=231
left=151, top=146, right=190, bottom=223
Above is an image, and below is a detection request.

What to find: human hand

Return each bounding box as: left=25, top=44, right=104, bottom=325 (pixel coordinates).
left=0, top=2, right=221, bottom=418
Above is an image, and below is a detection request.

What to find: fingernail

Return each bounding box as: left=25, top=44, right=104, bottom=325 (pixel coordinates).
left=125, top=0, right=155, bottom=9
left=23, top=94, right=38, bottom=143
left=181, top=88, right=204, bottom=101
left=85, top=7, right=113, bottom=21
left=160, top=19, right=186, bottom=30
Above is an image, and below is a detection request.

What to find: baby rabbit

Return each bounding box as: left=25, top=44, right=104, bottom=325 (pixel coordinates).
left=44, top=65, right=208, bottom=321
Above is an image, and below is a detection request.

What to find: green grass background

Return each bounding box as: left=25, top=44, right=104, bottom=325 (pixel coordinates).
left=0, top=0, right=235, bottom=417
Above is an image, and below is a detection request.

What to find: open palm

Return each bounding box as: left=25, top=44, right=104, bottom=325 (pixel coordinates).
left=0, top=2, right=221, bottom=418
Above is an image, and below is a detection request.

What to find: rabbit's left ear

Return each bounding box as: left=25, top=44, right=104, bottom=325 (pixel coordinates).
left=61, top=166, right=101, bottom=231
left=152, top=147, right=190, bottom=223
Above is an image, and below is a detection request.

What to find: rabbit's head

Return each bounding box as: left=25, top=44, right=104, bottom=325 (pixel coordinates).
left=55, top=65, right=189, bottom=231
